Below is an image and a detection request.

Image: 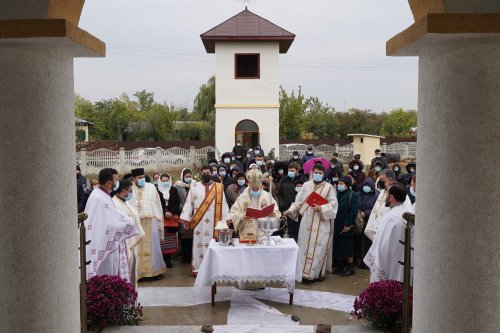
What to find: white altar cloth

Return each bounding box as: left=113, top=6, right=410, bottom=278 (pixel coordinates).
left=194, top=237, right=302, bottom=291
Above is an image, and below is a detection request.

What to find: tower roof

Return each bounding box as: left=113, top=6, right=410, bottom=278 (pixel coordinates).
left=200, top=7, right=295, bottom=54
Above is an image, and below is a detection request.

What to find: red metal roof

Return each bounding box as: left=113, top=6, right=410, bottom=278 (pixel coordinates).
left=200, top=7, right=295, bottom=54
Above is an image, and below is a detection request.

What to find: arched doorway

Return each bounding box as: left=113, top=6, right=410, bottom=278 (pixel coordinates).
left=235, top=119, right=259, bottom=149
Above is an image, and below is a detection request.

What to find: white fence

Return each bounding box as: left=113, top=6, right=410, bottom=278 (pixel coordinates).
left=77, top=146, right=215, bottom=175
left=77, top=142, right=416, bottom=175
left=279, top=142, right=416, bottom=161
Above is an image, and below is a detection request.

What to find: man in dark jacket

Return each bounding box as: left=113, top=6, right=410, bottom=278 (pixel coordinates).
left=232, top=140, right=246, bottom=162
left=301, top=145, right=316, bottom=164
left=370, top=149, right=388, bottom=170
left=356, top=177, right=378, bottom=268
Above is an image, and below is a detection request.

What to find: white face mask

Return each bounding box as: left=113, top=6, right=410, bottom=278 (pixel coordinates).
left=353, top=165, right=360, bottom=171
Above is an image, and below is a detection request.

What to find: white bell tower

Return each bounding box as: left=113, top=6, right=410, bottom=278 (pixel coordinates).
left=201, top=7, right=295, bottom=156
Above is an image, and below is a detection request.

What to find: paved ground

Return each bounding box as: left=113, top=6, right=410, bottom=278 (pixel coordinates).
left=138, top=256, right=371, bottom=327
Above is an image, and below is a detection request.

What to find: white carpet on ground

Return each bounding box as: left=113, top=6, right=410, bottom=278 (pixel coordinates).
left=243, top=288, right=356, bottom=313
left=138, top=286, right=234, bottom=306
left=226, top=289, right=298, bottom=325
left=213, top=325, right=315, bottom=333
left=138, top=287, right=356, bottom=313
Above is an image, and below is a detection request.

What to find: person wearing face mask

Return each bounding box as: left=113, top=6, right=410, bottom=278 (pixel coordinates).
left=253, top=145, right=265, bottom=157
left=225, top=171, right=248, bottom=208
left=364, top=170, right=413, bottom=242
left=84, top=168, right=139, bottom=282
left=277, top=162, right=305, bottom=215
left=232, top=139, right=246, bottom=162
left=180, top=165, right=230, bottom=277
left=329, top=157, right=344, bottom=178
left=301, top=145, right=317, bottom=164
left=283, top=164, right=338, bottom=282
left=152, top=173, right=160, bottom=188
left=221, top=152, right=234, bottom=168
left=217, top=164, right=234, bottom=191
left=157, top=173, right=178, bottom=268
left=168, top=168, right=194, bottom=264
left=289, top=150, right=302, bottom=166
left=356, top=177, right=379, bottom=269
left=112, top=179, right=146, bottom=288
left=229, top=169, right=281, bottom=243
left=328, top=170, right=341, bottom=187
left=407, top=174, right=416, bottom=207
left=370, top=149, right=388, bottom=171
left=348, top=160, right=366, bottom=191
left=400, top=162, right=416, bottom=187
left=128, top=168, right=167, bottom=280
left=363, top=184, right=412, bottom=283
left=331, top=177, right=360, bottom=277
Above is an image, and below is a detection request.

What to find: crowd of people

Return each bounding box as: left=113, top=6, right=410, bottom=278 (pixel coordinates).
left=76, top=141, right=416, bottom=286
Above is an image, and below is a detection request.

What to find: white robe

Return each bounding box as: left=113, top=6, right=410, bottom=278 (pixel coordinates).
left=180, top=181, right=229, bottom=273
left=364, top=204, right=414, bottom=283
left=288, top=181, right=338, bottom=281
left=229, top=188, right=281, bottom=240
left=112, top=196, right=146, bottom=286
left=128, top=182, right=166, bottom=278
left=84, top=188, right=138, bottom=281
left=364, top=188, right=413, bottom=241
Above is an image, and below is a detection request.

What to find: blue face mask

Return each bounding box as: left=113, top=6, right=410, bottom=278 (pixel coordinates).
left=223, top=158, right=230, bottom=164
left=113, top=180, right=119, bottom=191
left=161, top=181, right=171, bottom=188
left=337, top=184, right=347, bottom=192
left=331, top=177, right=339, bottom=182
left=125, top=192, right=133, bottom=201
left=363, top=186, right=372, bottom=193
left=184, top=177, right=192, bottom=184
left=219, top=171, right=227, bottom=177
left=410, top=187, right=416, bottom=197
left=295, top=187, right=302, bottom=193
left=137, top=178, right=146, bottom=187
left=250, top=189, right=262, bottom=197
left=288, top=171, right=296, bottom=179
left=237, top=179, right=246, bottom=186
left=313, top=173, right=323, bottom=182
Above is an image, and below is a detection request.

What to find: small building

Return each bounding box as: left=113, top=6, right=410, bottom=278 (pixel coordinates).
left=201, top=7, right=295, bottom=156
left=347, top=134, right=386, bottom=166
left=75, top=117, right=93, bottom=142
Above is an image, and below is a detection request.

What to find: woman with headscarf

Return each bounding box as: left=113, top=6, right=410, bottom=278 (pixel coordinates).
left=158, top=173, right=178, bottom=268
left=167, top=168, right=194, bottom=264
left=332, top=176, right=360, bottom=277
left=355, top=177, right=379, bottom=269
left=348, top=159, right=366, bottom=192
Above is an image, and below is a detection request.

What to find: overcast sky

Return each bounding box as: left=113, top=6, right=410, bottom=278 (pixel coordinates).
left=75, top=0, right=418, bottom=113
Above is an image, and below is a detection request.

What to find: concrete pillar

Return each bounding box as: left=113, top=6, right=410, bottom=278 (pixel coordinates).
left=387, top=11, right=500, bottom=332
left=0, top=43, right=79, bottom=332
left=414, top=38, right=500, bottom=332
left=81, top=148, right=88, bottom=175
left=0, top=16, right=104, bottom=333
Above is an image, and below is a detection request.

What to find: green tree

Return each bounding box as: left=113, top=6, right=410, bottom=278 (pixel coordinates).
left=93, top=98, right=131, bottom=140
left=380, top=108, right=417, bottom=137
left=148, top=103, right=175, bottom=141
left=193, top=76, right=215, bottom=121
left=279, top=86, right=306, bottom=139
left=303, top=97, right=337, bottom=138
left=133, top=90, right=155, bottom=112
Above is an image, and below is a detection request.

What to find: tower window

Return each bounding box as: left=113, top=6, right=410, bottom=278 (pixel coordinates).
left=235, top=54, right=260, bottom=79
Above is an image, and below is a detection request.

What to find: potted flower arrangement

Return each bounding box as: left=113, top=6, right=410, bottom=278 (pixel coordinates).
left=87, top=275, right=143, bottom=332
left=353, top=280, right=412, bottom=332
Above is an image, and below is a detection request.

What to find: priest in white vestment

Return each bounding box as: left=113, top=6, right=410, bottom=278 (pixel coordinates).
left=128, top=168, right=167, bottom=279
left=180, top=165, right=229, bottom=276
left=285, top=163, right=338, bottom=281
left=229, top=169, right=281, bottom=242
left=84, top=168, right=138, bottom=282
left=364, top=184, right=414, bottom=283
left=365, top=170, right=413, bottom=241
left=112, top=179, right=145, bottom=288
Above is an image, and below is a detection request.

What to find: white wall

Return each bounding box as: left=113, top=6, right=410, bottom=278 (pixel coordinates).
left=215, top=107, right=279, bottom=156
left=215, top=42, right=279, bottom=104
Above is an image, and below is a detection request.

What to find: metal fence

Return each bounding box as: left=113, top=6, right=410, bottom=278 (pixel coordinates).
left=77, top=142, right=416, bottom=175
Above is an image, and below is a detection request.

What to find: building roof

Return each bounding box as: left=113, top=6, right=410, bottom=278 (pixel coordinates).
left=200, top=7, right=295, bottom=54
left=347, top=134, right=386, bottom=139
left=75, top=117, right=93, bottom=125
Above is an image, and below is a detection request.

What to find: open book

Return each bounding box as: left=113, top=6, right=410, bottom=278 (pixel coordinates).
left=246, top=203, right=275, bottom=219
